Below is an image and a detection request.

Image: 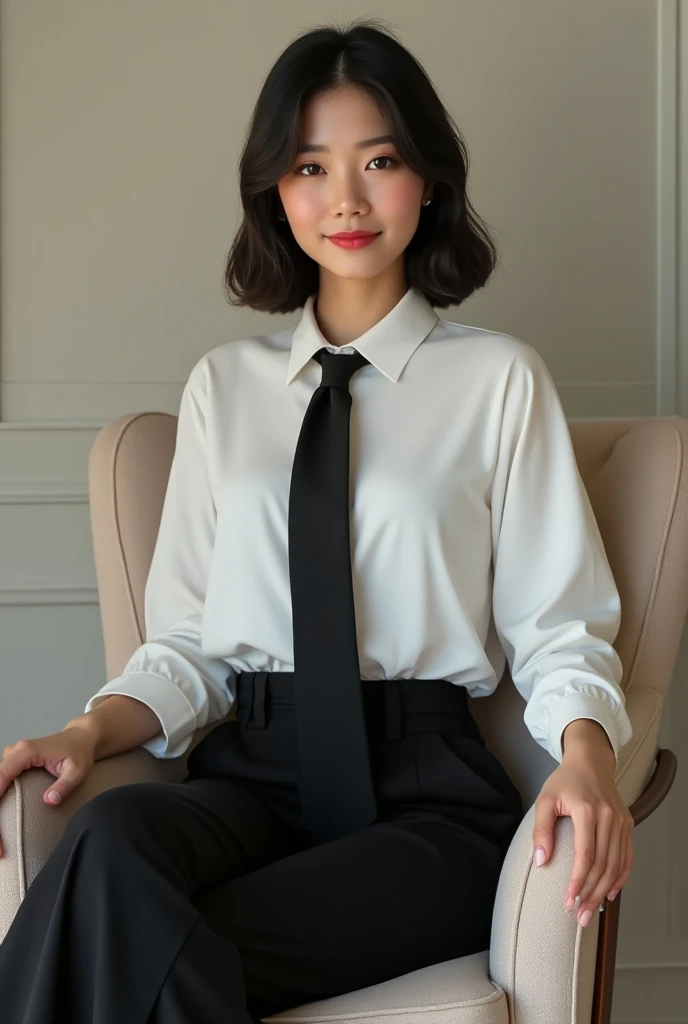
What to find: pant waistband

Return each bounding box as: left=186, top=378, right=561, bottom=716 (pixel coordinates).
left=234, top=671, right=482, bottom=743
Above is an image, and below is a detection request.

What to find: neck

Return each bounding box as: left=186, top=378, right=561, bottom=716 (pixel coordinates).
left=314, top=263, right=408, bottom=347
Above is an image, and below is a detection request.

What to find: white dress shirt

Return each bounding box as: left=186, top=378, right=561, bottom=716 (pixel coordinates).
left=85, top=285, right=633, bottom=768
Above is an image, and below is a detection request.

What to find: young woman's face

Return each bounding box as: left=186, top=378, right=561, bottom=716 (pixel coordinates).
left=277, top=85, right=430, bottom=280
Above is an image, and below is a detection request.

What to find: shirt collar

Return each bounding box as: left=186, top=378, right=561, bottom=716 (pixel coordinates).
left=285, top=285, right=439, bottom=385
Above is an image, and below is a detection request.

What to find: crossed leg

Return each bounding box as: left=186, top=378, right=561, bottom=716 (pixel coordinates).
left=0, top=776, right=503, bottom=1024
left=182, top=810, right=503, bottom=1020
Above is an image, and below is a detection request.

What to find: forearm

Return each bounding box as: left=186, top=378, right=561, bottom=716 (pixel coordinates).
left=561, top=718, right=617, bottom=769
left=65, top=695, right=163, bottom=762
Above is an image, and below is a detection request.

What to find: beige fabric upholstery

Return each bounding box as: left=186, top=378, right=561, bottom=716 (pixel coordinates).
left=2, top=413, right=686, bottom=1024
left=261, top=952, right=509, bottom=1024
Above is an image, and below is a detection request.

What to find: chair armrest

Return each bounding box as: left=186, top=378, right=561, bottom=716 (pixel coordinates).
left=488, top=803, right=595, bottom=1024
left=0, top=740, right=192, bottom=943
left=489, top=745, right=679, bottom=1024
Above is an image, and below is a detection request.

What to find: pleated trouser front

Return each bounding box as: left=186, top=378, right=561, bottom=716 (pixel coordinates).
left=0, top=673, right=524, bottom=1024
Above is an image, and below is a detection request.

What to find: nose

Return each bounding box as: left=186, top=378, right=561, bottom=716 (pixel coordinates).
left=329, top=178, right=370, bottom=219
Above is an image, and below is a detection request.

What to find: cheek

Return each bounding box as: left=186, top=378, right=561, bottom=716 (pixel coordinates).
left=282, top=187, right=321, bottom=225
left=378, top=179, right=422, bottom=218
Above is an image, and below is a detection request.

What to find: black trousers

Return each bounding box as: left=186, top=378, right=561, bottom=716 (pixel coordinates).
left=0, top=673, right=524, bottom=1024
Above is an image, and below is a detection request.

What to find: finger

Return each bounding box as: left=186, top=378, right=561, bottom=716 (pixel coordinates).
left=577, top=804, right=615, bottom=906
left=578, top=815, right=621, bottom=922
left=42, top=760, right=87, bottom=806
left=532, top=795, right=557, bottom=866
left=608, top=818, right=635, bottom=900
left=566, top=804, right=597, bottom=909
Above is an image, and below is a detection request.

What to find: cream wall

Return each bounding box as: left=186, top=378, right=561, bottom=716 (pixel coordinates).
left=0, top=2, right=685, bottom=1020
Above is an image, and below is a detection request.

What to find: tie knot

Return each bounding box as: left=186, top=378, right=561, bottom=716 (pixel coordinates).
left=314, top=347, right=370, bottom=389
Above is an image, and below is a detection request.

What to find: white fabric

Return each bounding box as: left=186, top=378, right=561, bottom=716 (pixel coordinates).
left=85, top=285, right=633, bottom=767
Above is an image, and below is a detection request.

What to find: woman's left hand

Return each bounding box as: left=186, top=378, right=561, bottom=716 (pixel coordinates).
left=531, top=750, right=635, bottom=928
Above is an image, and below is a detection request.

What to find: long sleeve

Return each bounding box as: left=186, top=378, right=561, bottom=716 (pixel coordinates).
left=489, top=344, right=633, bottom=768
left=84, top=355, right=234, bottom=757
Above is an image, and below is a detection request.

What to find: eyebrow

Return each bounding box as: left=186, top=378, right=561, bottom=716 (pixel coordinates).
left=295, top=134, right=394, bottom=155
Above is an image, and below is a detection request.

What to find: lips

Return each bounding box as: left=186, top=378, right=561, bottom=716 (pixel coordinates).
left=327, top=231, right=381, bottom=250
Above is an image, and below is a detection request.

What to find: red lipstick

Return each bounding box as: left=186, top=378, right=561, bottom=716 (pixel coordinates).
left=327, top=230, right=381, bottom=250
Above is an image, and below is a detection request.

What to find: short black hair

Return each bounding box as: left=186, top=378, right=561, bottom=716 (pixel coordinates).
left=223, top=16, right=500, bottom=314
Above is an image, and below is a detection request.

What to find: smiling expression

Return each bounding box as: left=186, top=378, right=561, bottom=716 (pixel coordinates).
left=277, top=84, right=430, bottom=280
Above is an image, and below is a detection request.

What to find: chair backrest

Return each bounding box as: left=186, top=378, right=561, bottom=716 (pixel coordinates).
left=89, top=412, right=688, bottom=810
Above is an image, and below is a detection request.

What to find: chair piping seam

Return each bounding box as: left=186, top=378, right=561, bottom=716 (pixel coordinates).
left=106, top=412, right=176, bottom=651
left=624, top=423, right=683, bottom=694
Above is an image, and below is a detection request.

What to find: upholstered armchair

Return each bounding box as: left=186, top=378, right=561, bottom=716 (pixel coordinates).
left=1, top=411, right=683, bottom=1023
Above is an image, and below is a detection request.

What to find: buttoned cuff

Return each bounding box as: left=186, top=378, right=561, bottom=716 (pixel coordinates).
left=547, top=692, right=620, bottom=767
left=84, top=671, right=197, bottom=758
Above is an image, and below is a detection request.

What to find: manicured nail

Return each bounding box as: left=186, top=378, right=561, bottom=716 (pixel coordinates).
left=47, top=791, right=61, bottom=805
left=533, top=847, right=546, bottom=867
left=578, top=908, right=593, bottom=927
left=608, top=889, right=618, bottom=901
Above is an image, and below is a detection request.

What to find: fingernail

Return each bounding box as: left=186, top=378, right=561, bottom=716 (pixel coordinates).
left=608, top=889, right=618, bottom=901
left=533, top=847, right=546, bottom=867
left=47, top=791, right=61, bottom=805
left=578, top=908, right=593, bottom=927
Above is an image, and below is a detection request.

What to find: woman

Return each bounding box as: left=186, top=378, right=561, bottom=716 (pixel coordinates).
left=0, top=17, right=635, bottom=1024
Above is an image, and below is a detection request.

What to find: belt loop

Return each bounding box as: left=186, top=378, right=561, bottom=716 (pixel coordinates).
left=249, top=672, right=268, bottom=729
left=384, top=679, right=403, bottom=741
left=237, top=672, right=253, bottom=728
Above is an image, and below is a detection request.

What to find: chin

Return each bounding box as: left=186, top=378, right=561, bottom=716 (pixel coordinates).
left=327, top=264, right=386, bottom=280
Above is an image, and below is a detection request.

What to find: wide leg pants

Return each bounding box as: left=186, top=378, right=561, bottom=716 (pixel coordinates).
left=0, top=673, right=524, bottom=1024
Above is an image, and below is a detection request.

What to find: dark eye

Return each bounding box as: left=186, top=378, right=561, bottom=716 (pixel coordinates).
left=295, top=163, right=322, bottom=176
left=369, top=156, right=397, bottom=170
left=293, top=154, right=399, bottom=176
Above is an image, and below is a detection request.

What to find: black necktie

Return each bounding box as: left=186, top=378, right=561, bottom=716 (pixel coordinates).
left=288, top=346, right=378, bottom=840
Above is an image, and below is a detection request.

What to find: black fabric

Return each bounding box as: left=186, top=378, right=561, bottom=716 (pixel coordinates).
left=0, top=672, right=523, bottom=1024
left=288, top=347, right=378, bottom=839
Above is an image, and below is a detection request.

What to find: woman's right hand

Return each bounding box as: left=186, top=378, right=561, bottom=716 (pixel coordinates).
left=0, top=723, right=97, bottom=858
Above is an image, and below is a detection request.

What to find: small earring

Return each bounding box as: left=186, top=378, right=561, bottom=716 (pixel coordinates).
left=422, top=197, right=432, bottom=206
left=278, top=212, right=286, bottom=221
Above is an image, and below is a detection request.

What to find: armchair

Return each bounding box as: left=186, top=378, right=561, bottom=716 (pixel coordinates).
left=1, top=411, right=684, bottom=1024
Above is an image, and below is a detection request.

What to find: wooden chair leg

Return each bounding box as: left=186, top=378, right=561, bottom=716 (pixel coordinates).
left=590, top=748, right=678, bottom=1024
left=591, top=890, right=622, bottom=1024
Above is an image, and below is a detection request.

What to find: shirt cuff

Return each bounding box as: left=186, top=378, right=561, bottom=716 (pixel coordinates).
left=84, top=671, right=197, bottom=759
left=547, top=691, right=621, bottom=767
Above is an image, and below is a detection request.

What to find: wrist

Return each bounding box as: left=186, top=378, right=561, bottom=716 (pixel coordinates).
left=64, top=711, right=103, bottom=754
left=561, top=719, right=617, bottom=768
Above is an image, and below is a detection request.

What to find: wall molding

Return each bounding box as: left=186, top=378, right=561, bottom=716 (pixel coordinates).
left=616, top=962, right=688, bottom=971
left=612, top=960, right=688, bottom=1023
left=656, top=0, right=680, bottom=416
left=0, top=582, right=97, bottom=606
left=0, top=420, right=106, bottom=431
left=0, top=480, right=89, bottom=504
left=667, top=0, right=688, bottom=961
left=679, top=0, right=688, bottom=419
left=0, top=382, right=183, bottom=425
